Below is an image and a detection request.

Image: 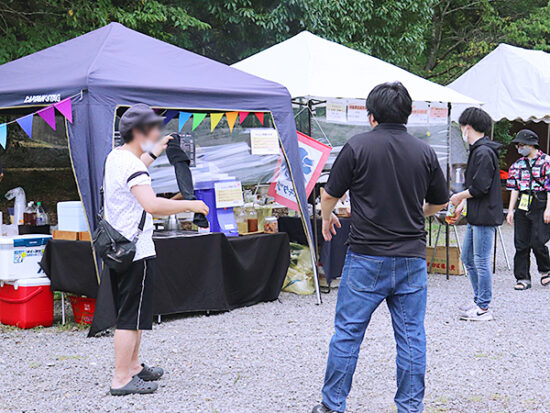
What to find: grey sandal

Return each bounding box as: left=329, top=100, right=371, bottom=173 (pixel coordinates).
left=137, top=363, right=164, bottom=381
left=110, top=376, right=158, bottom=396
left=514, top=280, right=531, bottom=291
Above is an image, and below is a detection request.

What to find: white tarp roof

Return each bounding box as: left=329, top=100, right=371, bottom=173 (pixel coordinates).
left=449, top=43, right=550, bottom=123
left=232, top=31, right=479, bottom=104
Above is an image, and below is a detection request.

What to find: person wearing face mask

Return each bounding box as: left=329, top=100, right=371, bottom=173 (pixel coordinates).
left=450, top=107, right=503, bottom=321
left=104, top=104, right=209, bottom=396
left=506, top=129, right=550, bottom=290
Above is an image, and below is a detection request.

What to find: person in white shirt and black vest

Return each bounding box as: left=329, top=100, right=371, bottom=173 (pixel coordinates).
left=105, top=104, right=208, bottom=396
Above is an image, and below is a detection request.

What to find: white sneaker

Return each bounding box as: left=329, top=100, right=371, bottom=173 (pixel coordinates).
left=460, top=306, right=493, bottom=321
left=458, top=301, right=477, bottom=317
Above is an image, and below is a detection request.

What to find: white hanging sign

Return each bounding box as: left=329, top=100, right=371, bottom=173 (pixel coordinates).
left=250, top=128, right=280, bottom=155
left=214, top=181, right=244, bottom=208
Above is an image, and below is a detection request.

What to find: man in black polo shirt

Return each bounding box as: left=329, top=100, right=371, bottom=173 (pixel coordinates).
left=312, top=82, right=448, bottom=413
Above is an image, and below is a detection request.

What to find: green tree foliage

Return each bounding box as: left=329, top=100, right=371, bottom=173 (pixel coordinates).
left=419, top=0, right=550, bottom=83
left=0, top=0, right=208, bottom=64
left=1, top=0, right=549, bottom=85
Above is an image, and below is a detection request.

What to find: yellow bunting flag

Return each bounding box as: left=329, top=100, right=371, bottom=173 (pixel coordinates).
left=226, top=111, right=238, bottom=132
left=210, top=113, right=224, bottom=131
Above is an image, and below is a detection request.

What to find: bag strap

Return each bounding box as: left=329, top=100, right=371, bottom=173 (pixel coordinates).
left=525, top=158, right=546, bottom=191
left=127, top=171, right=150, bottom=235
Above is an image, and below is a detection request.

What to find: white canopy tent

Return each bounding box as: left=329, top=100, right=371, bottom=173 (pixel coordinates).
left=449, top=44, right=550, bottom=123
left=233, top=31, right=478, bottom=104
left=233, top=31, right=479, bottom=279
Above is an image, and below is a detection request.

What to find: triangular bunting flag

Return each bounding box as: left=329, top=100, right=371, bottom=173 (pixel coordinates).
left=0, top=124, right=6, bottom=149
left=255, top=112, right=265, bottom=125
left=179, top=112, right=192, bottom=131
left=192, top=113, right=207, bottom=130
left=163, top=110, right=178, bottom=125
left=226, top=112, right=238, bottom=132
left=239, top=111, right=249, bottom=124
left=210, top=113, right=224, bottom=131
left=16, top=115, right=34, bottom=139
left=54, top=98, right=73, bottom=123
left=38, top=106, right=56, bottom=130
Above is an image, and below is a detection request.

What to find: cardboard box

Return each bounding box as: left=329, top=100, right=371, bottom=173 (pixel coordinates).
left=426, top=246, right=464, bottom=275
left=78, top=231, right=91, bottom=241
left=52, top=230, right=79, bottom=240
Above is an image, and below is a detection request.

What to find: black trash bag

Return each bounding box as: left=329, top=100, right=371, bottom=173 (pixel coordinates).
left=167, top=133, right=209, bottom=228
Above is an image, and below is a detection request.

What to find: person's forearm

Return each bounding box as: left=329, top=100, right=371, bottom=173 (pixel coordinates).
left=145, top=197, right=200, bottom=216
left=457, top=189, right=473, bottom=202
left=508, top=190, right=519, bottom=211
left=321, top=191, right=339, bottom=220
left=140, top=152, right=157, bottom=167
left=423, top=202, right=448, bottom=217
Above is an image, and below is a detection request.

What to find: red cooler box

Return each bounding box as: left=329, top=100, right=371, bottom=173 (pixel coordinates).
left=0, top=277, right=53, bottom=328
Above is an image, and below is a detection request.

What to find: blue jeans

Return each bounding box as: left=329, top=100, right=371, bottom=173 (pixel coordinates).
left=461, top=224, right=495, bottom=310
left=321, top=251, right=428, bottom=413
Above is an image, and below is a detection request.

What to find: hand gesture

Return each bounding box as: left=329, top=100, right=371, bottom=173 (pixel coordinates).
left=322, top=213, right=341, bottom=241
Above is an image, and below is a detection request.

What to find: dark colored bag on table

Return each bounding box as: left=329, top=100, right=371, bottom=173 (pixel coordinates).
left=93, top=169, right=148, bottom=273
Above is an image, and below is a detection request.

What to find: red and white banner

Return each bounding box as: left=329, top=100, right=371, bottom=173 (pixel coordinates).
left=268, top=131, right=331, bottom=211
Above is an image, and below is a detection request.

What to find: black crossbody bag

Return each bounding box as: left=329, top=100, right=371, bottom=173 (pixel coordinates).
left=93, top=168, right=148, bottom=273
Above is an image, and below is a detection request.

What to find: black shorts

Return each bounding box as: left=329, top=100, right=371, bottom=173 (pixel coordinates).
left=110, top=258, right=156, bottom=330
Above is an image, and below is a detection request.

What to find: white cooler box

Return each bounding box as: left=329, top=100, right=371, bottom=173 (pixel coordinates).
left=0, top=235, right=52, bottom=281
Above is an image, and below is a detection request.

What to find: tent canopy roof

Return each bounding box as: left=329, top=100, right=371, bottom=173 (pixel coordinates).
left=0, top=22, right=291, bottom=110
left=232, top=31, right=478, bottom=104
left=449, top=43, right=550, bottom=123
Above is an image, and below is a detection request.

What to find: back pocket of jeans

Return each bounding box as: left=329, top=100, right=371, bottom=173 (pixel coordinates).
left=346, top=254, right=384, bottom=292
left=406, top=257, right=428, bottom=289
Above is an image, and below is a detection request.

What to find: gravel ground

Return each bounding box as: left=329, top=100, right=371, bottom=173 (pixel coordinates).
left=1, top=225, right=550, bottom=413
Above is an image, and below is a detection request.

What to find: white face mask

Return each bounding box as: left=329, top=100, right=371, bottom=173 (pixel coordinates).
left=518, top=146, right=531, bottom=157
left=140, top=140, right=155, bottom=152
left=462, top=128, right=469, bottom=144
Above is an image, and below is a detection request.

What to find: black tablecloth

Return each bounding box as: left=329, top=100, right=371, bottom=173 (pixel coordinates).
left=40, top=232, right=290, bottom=335
left=278, top=216, right=351, bottom=283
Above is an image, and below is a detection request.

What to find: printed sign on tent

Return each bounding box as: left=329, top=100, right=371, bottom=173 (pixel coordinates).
left=347, top=99, right=368, bottom=123
left=268, top=132, right=332, bottom=211
left=408, top=101, right=429, bottom=125
left=215, top=181, right=244, bottom=208
left=429, top=102, right=448, bottom=125
left=326, top=99, right=347, bottom=123
left=250, top=128, right=279, bottom=155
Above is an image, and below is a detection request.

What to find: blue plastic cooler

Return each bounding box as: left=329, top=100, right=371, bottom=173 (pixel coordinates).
left=195, top=180, right=239, bottom=237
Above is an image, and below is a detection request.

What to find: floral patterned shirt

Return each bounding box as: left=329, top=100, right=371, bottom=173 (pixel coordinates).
left=507, top=151, right=550, bottom=192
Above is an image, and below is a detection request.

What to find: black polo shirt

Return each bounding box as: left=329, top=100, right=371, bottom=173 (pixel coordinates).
left=325, top=123, right=448, bottom=258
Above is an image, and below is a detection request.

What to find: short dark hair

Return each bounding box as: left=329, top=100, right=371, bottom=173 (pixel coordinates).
left=366, top=81, right=412, bottom=124
left=458, top=107, right=492, bottom=135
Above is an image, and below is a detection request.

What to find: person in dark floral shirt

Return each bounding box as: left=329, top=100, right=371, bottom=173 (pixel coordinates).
left=506, top=129, right=550, bottom=290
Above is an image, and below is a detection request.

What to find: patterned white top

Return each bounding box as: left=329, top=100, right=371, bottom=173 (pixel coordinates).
left=104, top=148, right=155, bottom=261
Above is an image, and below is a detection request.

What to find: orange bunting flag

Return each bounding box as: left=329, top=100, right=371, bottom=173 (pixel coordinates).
left=239, top=111, right=249, bottom=124
left=210, top=113, right=224, bottom=131
left=255, top=112, right=264, bottom=125
left=226, top=111, right=238, bottom=132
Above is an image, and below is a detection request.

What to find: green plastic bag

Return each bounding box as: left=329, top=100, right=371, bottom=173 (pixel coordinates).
left=282, top=243, right=315, bottom=295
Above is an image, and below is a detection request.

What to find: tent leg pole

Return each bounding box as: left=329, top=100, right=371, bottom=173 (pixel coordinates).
left=61, top=293, right=66, bottom=325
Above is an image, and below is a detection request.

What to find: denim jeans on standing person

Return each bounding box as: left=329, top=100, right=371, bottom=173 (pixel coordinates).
left=461, top=224, right=496, bottom=310
left=321, top=251, right=428, bottom=413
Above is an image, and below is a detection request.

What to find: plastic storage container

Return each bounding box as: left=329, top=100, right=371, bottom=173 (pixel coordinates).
left=57, top=201, right=88, bottom=232
left=0, top=277, right=53, bottom=328
left=0, top=235, right=52, bottom=281
left=69, top=296, right=96, bottom=325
